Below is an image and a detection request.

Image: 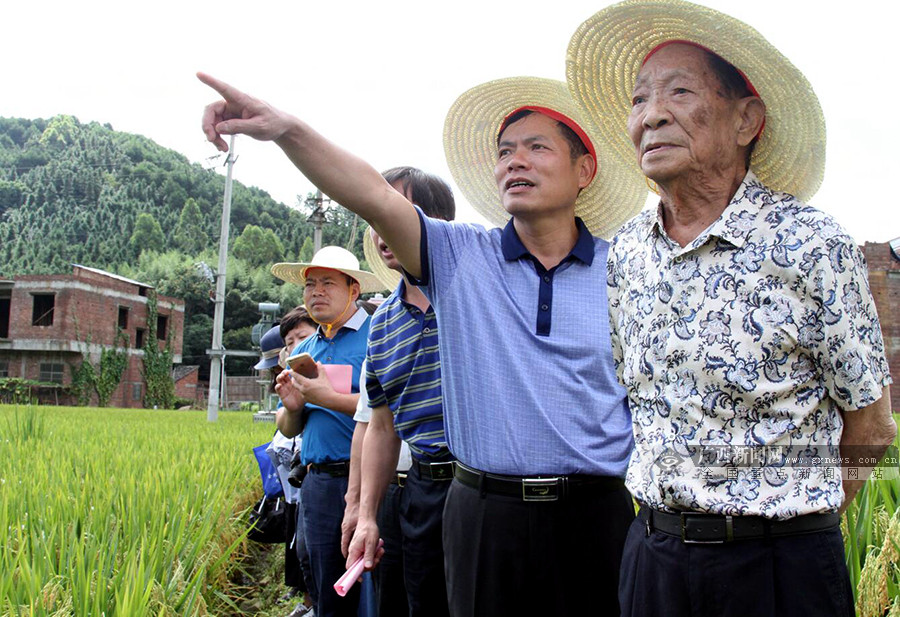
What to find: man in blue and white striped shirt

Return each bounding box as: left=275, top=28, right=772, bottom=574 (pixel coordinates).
left=347, top=166, right=456, bottom=617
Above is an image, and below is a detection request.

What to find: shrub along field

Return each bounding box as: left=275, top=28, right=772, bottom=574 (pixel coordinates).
left=0, top=405, right=898, bottom=615
left=0, top=405, right=274, bottom=615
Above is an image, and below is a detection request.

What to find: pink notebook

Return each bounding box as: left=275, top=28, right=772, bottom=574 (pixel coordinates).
left=322, top=364, right=353, bottom=394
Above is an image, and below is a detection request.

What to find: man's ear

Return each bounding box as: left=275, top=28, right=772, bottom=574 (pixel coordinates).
left=578, top=154, right=597, bottom=190
left=736, top=96, right=766, bottom=148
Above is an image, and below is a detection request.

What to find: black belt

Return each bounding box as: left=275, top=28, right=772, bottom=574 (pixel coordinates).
left=308, top=461, right=351, bottom=477
left=391, top=471, right=408, bottom=487
left=410, top=458, right=456, bottom=481
left=454, top=462, right=625, bottom=502
left=641, top=506, right=840, bottom=544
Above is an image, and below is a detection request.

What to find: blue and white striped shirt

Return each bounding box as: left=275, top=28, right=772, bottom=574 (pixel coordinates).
left=366, top=281, right=451, bottom=461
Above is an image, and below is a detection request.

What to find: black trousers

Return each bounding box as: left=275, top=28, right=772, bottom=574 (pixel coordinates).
left=442, top=477, right=634, bottom=617
left=301, top=470, right=359, bottom=617
left=400, top=465, right=452, bottom=617
left=618, top=514, right=855, bottom=617
left=285, top=501, right=305, bottom=590
left=374, top=481, right=409, bottom=617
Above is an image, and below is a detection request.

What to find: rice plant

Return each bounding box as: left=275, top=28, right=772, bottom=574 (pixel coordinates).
left=0, top=405, right=273, bottom=616
left=843, top=415, right=900, bottom=617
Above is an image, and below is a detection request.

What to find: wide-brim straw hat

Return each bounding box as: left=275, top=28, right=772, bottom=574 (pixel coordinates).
left=271, top=245, right=386, bottom=294
left=443, top=76, right=647, bottom=239
left=363, top=229, right=403, bottom=291
left=566, top=0, right=826, bottom=203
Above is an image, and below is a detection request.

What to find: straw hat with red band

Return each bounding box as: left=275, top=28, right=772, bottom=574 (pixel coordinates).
left=443, top=76, right=647, bottom=239
left=566, top=0, right=826, bottom=203
left=271, top=245, right=386, bottom=294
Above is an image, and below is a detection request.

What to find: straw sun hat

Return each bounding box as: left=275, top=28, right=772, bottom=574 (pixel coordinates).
left=443, top=76, right=647, bottom=239
left=566, top=0, right=826, bottom=203
left=271, top=245, right=386, bottom=294
left=363, top=229, right=403, bottom=291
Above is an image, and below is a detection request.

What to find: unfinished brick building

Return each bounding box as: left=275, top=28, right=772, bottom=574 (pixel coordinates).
left=0, top=265, right=184, bottom=408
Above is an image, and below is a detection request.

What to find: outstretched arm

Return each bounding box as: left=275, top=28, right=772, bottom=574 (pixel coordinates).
left=198, top=72, right=423, bottom=278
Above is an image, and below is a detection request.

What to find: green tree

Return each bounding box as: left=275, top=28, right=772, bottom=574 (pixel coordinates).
left=174, top=198, right=206, bottom=253
left=129, top=212, right=165, bottom=256
left=232, top=224, right=284, bottom=267
left=298, top=236, right=314, bottom=262
left=39, top=115, right=79, bottom=148
left=0, top=180, right=25, bottom=216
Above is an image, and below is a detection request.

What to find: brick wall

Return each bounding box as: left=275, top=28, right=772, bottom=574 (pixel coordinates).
left=9, top=275, right=183, bottom=356
left=862, top=242, right=900, bottom=412
left=1, top=266, right=185, bottom=409
left=174, top=366, right=200, bottom=404
left=224, top=376, right=263, bottom=409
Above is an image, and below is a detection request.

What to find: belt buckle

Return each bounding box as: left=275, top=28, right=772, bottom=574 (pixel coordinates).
left=680, top=512, right=733, bottom=544
left=430, top=462, right=455, bottom=481
left=522, top=477, right=559, bottom=502
left=397, top=472, right=407, bottom=488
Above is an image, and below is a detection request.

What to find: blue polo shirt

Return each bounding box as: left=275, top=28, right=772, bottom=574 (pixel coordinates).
left=365, top=280, right=451, bottom=462
left=292, top=308, right=370, bottom=465
left=410, top=210, right=632, bottom=476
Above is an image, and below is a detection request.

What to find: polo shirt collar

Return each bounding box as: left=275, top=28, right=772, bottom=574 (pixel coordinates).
left=316, top=306, right=368, bottom=337
left=500, top=217, right=595, bottom=267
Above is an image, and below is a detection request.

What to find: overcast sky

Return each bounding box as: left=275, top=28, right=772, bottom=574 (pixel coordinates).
left=2, top=0, right=897, bottom=243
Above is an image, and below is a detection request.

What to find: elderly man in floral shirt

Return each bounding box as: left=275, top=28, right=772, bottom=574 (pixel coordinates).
left=568, top=1, right=895, bottom=616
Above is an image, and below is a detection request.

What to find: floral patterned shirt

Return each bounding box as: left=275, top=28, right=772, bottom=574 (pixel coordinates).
left=608, top=171, right=892, bottom=519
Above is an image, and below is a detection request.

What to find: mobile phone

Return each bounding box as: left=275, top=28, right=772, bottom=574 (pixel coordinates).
left=286, top=352, right=318, bottom=378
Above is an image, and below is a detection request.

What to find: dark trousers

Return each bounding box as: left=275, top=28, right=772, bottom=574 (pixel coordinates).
left=294, top=497, right=316, bottom=605
left=443, top=477, right=633, bottom=617
left=301, top=470, right=360, bottom=617
left=285, top=501, right=305, bottom=590
left=375, top=481, right=409, bottom=617
left=400, top=465, right=451, bottom=617
left=619, top=514, right=855, bottom=617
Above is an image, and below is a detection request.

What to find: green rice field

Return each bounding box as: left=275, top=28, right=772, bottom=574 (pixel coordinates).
left=0, top=405, right=898, bottom=615
left=0, top=405, right=273, bottom=616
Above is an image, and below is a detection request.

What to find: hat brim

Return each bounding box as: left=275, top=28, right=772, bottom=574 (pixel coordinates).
left=443, top=76, right=647, bottom=239
left=254, top=356, right=281, bottom=371
left=566, top=0, right=825, bottom=203
left=271, top=262, right=387, bottom=294
left=363, top=229, right=403, bottom=291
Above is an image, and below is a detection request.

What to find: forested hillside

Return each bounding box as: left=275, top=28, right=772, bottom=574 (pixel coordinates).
left=0, top=115, right=368, bottom=376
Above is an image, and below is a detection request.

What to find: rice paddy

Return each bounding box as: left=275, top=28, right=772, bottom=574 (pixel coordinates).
left=0, top=404, right=273, bottom=615
left=0, top=405, right=897, bottom=615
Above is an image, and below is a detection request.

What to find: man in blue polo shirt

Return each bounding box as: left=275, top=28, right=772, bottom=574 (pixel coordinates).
left=200, top=73, right=647, bottom=615
left=272, top=246, right=385, bottom=617
left=345, top=166, right=456, bottom=617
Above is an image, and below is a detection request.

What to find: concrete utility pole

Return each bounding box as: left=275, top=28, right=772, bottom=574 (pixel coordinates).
left=207, top=136, right=236, bottom=422
left=307, top=190, right=330, bottom=253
